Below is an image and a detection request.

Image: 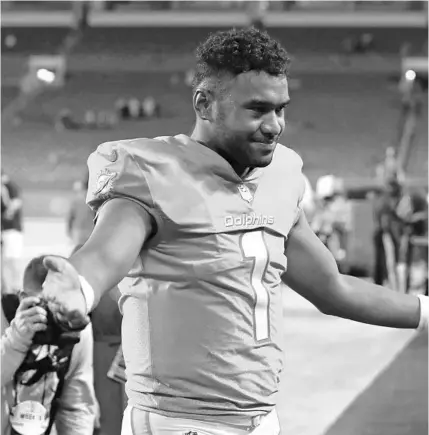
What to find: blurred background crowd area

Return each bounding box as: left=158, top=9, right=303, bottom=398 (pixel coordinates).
left=1, top=0, right=428, bottom=274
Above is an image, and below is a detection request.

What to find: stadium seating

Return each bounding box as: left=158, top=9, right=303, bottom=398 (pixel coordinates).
left=3, top=69, right=427, bottom=189
left=2, top=27, right=69, bottom=55
left=2, top=25, right=427, bottom=192
left=74, top=26, right=427, bottom=56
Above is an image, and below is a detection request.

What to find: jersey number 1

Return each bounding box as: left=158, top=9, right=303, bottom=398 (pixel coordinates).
left=241, top=231, right=270, bottom=342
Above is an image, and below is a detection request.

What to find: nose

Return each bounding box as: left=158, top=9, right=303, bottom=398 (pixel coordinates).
left=260, top=112, right=283, bottom=138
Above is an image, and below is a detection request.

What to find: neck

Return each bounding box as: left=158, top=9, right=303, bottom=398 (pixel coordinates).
left=190, top=127, right=250, bottom=178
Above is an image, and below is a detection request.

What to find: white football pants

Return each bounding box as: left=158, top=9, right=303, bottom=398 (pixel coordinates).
left=121, top=405, right=281, bottom=435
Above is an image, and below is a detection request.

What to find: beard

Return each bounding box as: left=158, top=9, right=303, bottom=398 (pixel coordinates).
left=214, top=133, right=276, bottom=175
left=211, top=111, right=278, bottom=173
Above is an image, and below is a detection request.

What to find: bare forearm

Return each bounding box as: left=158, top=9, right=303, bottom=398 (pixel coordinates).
left=68, top=247, right=123, bottom=309
left=325, top=275, right=420, bottom=329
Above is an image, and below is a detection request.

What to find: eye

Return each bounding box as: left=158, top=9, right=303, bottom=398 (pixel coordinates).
left=275, top=105, right=286, bottom=115
left=249, top=107, right=266, bottom=115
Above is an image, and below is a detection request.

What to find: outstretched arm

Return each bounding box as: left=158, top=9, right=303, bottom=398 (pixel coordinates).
left=33, top=198, right=154, bottom=324
left=69, top=198, right=154, bottom=309
left=282, top=211, right=422, bottom=329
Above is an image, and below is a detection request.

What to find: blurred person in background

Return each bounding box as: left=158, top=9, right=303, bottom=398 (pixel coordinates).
left=68, top=173, right=95, bottom=253
left=116, top=98, right=130, bottom=120
left=312, top=175, right=352, bottom=271
left=55, top=109, right=81, bottom=131
left=372, top=176, right=404, bottom=286
left=141, top=96, right=161, bottom=119
left=1, top=272, right=97, bottom=435
left=96, top=111, right=116, bottom=129
left=1, top=184, right=8, bottom=292
left=396, top=186, right=428, bottom=294
left=1, top=171, right=24, bottom=295
left=84, top=110, right=98, bottom=129
left=372, top=146, right=412, bottom=288
left=128, top=98, right=142, bottom=120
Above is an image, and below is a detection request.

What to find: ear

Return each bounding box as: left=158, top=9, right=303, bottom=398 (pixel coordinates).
left=193, top=89, right=214, bottom=121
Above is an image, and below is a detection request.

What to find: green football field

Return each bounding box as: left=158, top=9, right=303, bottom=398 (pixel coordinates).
left=19, top=218, right=428, bottom=435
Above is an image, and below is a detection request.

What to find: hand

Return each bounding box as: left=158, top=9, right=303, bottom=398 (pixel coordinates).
left=13, top=296, right=48, bottom=342
left=23, top=255, right=89, bottom=332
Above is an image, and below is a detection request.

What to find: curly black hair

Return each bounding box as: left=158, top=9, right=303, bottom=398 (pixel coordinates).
left=192, top=27, right=290, bottom=92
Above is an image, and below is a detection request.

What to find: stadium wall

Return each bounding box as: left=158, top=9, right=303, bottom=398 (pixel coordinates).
left=1, top=9, right=427, bottom=27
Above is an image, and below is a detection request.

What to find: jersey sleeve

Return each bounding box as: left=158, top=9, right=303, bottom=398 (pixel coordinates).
left=86, top=141, right=160, bottom=225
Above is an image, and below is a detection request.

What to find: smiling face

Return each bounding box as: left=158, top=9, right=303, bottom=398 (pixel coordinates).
left=206, top=71, right=289, bottom=174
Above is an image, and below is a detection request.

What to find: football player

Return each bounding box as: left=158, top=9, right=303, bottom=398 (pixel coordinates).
left=26, top=28, right=428, bottom=435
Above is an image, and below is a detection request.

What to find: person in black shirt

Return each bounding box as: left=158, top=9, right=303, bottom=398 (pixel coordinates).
left=396, top=188, right=428, bottom=294
left=372, top=178, right=403, bottom=286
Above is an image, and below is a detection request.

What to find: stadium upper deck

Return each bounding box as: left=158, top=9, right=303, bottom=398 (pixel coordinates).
left=2, top=25, right=427, bottom=58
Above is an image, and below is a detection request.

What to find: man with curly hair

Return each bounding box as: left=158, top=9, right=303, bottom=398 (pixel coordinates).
left=24, top=27, right=428, bottom=435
